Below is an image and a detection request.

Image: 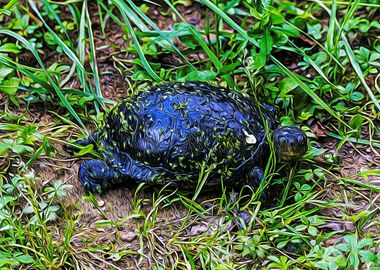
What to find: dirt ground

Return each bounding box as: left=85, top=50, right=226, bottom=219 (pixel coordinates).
left=31, top=119, right=379, bottom=269
left=6, top=1, right=379, bottom=269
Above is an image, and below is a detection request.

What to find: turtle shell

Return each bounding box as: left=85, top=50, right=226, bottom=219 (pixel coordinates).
left=98, top=82, right=276, bottom=184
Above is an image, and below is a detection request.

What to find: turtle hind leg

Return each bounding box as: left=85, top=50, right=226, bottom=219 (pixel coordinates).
left=79, top=153, right=164, bottom=193
left=111, top=152, right=162, bottom=184
left=78, top=159, right=121, bottom=193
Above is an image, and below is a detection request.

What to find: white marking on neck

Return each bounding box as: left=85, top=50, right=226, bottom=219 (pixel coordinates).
left=243, top=130, right=257, bottom=144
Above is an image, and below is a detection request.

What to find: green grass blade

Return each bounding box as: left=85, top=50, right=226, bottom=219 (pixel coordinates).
left=97, top=0, right=124, bottom=26
left=199, top=0, right=349, bottom=127
left=1, top=0, right=18, bottom=15
left=339, top=0, right=361, bottom=35
left=86, top=3, right=105, bottom=110
left=340, top=177, right=380, bottom=193
left=330, top=1, right=380, bottom=8
left=115, top=1, right=151, bottom=33
left=126, top=0, right=197, bottom=71
left=340, top=34, right=380, bottom=111
left=286, top=40, right=337, bottom=86
left=112, top=0, right=162, bottom=82
left=78, top=2, right=86, bottom=66
left=40, top=0, right=73, bottom=45
left=164, top=0, right=221, bottom=69
left=0, top=56, right=55, bottom=91
left=76, top=1, right=99, bottom=113
left=327, top=132, right=380, bottom=148
left=0, top=29, right=85, bottom=129
left=163, top=0, right=234, bottom=86
left=314, top=0, right=380, bottom=111
left=271, top=56, right=348, bottom=126
left=25, top=138, right=47, bottom=168
left=0, top=123, right=26, bottom=131
left=284, top=22, right=344, bottom=69
left=27, top=0, right=86, bottom=73
left=326, top=0, right=336, bottom=53
left=77, top=1, right=91, bottom=96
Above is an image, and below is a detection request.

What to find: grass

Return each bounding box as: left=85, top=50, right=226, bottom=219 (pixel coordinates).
left=0, top=0, right=379, bottom=269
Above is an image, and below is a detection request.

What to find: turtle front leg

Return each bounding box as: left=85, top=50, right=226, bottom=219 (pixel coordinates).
left=237, top=167, right=269, bottom=225
left=247, top=167, right=269, bottom=201
left=78, top=159, right=121, bottom=193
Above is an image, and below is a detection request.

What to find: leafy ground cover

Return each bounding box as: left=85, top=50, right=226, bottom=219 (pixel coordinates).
left=0, top=0, right=379, bottom=269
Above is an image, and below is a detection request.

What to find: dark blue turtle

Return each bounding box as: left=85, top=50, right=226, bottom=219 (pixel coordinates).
left=76, top=82, right=307, bottom=193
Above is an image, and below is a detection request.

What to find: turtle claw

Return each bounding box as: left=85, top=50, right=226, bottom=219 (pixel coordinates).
left=80, top=174, right=105, bottom=194
left=237, top=210, right=252, bottom=225
left=78, top=159, right=121, bottom=193
left=203, top=202, right=218, bottom=216
left=85, top=183, right=104, bottom=194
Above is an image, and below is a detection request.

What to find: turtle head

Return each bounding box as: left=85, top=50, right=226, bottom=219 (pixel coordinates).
left=273, top=126, right=307, bottom=161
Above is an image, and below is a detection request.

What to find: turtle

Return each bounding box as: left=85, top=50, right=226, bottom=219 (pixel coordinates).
left=75, top=82, right=307, bottom=194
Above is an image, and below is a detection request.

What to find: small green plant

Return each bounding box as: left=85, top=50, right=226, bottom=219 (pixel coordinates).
left=0, top=171, right=74, bottom=268
left=336, top=234, right=375, bottom=270
left=267, top=255, right=295, bottom=270
left=308, top=245, right=347, bottom=270
left=0, top=0, right=379, bottom=268
left=234, top=233, right=271, bottom=259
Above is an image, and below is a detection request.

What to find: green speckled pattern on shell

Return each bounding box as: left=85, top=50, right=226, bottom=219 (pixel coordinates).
left=96, top=82, right=276, bottom=187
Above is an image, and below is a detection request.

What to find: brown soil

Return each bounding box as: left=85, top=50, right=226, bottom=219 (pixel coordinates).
left=2, top=1, right=380, bottom=269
